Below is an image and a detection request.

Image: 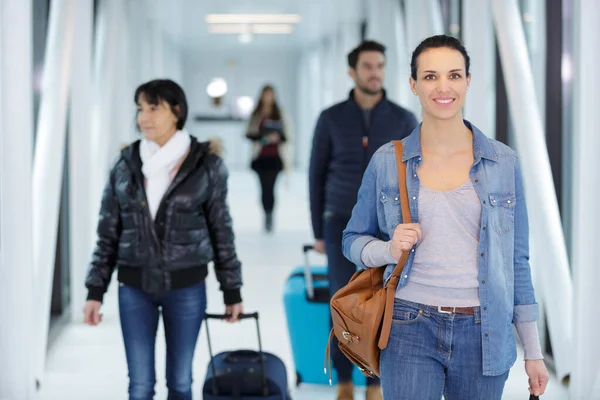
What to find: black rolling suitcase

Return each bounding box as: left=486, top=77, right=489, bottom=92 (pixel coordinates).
left=202, top=312, right=290, bottom=399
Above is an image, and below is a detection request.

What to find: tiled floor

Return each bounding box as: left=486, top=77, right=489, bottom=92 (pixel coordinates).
left=40, top=170, right=569, bottom=399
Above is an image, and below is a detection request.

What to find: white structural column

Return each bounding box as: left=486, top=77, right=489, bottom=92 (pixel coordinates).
left=0, top=0, right=35, bottom=398
left=491, top=0, right=572, bottom=381
left=32, top=0, right=78, bottom=385
left=571, top=1, right=600, bottom=398
left=365, top=0, right=404, bottom=105
left=462, top=0, right=496, bottom=138
left=332, top=21, right=359, bottom=102
left=69, top=0, right=94, bottom=323
left=90, top=0, right=121, bottom=216
left=403, top=0, right=444, bottom=115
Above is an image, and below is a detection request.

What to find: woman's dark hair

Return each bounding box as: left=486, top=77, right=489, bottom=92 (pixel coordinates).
left=134, top=79, right=188, bottom=130
left=347, top=40, right=386, bottom=69
left=410, top=35, right=470, bottom=80
left=251, top=84, right=282, bottom=120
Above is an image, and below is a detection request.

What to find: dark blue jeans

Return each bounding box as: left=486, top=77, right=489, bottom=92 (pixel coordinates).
left=119, top=281, right=207, bottom=400
left=325, top=214, right=380, bottom=386
left=380, top=299, right=509, bottom=399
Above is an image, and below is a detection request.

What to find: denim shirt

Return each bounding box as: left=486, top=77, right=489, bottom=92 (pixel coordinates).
left=342, top=120, right=539, bottom=376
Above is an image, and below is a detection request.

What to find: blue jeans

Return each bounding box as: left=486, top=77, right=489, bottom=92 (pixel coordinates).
left=325, top=214, right=380, bottom=386
left=119, top=281, right=207, bottom=400
left=380, top=299, right=509, bottom=399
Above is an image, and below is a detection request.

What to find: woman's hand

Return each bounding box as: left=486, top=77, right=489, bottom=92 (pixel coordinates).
left=83, top=300, right=103, bottom=326
left=390, top=223, right=422, bottom=260
left=225, top=302, right=243, bottom=323
left=525, top=359, right=549, bottom=397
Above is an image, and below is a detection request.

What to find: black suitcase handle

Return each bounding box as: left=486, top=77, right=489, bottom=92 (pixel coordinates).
left=204, top=312, right=269, bottom=397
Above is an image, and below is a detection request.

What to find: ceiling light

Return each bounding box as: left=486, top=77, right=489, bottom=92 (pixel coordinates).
left=205, top=14, right=302, bottom=24
left=208, top=24, right=294, bottom=34
left=206, top=78, right=228, bottom=98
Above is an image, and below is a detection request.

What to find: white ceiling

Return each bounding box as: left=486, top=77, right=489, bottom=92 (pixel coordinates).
left=146, top=0, right=364, bottom=52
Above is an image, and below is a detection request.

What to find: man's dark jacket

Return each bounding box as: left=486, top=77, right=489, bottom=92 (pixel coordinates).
left=309, top=90, right=418, bottom=239
left=85, top=137, right=243, bottom=305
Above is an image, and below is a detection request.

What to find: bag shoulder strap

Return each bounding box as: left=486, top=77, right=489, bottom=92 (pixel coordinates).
left=378, top=140, right=411, bottom=350
left=389, top=140, right=411, bottom=279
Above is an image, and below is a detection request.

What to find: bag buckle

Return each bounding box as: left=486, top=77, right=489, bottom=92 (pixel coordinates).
left=342, top=331, right=359, bottom=342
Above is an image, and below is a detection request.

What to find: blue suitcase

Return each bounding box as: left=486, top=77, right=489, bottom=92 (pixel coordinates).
left=282, top=245, right=365, bottom=386
left=203, top=312, right=290, bottom=399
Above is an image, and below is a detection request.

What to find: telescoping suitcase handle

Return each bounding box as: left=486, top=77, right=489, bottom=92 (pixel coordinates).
left=303, top=244, right=315, bottom=300
left=204, top=312, right=269, bottom=397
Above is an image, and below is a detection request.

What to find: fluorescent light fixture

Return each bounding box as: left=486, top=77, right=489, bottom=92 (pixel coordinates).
left=208, top=24, right=294, bottom=34
left=205, top=14, right=302, bottom=24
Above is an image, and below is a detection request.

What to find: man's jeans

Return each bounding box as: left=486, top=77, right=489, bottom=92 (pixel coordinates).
left=119, top=281, right=207, bottom=400
left=325, top=213, right=380, bottom=386
left=380, top=299, right=509, bottom=399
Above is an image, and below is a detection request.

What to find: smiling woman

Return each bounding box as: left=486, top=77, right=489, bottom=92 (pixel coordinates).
left=341, top=35, right=550, bottom=399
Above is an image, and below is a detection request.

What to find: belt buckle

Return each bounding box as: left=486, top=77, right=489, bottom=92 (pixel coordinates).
left=438, top=306, right=455, bottom=314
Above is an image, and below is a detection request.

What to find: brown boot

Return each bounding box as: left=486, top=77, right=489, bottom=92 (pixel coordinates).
left=336, top=381, right=354, bottom=400
left=365, top=385, right=383, bottom=400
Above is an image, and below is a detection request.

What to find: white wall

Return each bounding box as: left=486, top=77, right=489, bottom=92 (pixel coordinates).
left=182, top=49, right=299, bottom=170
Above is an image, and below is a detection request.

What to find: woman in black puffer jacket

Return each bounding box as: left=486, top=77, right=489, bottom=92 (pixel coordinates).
left=83, top=79, right=243, bottom=400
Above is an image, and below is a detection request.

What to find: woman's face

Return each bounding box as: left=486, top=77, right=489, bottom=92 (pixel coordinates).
left=261, top=89, right=275, bottom=106
left=136, top=95, right=179, bottom=144
left=409, top=47, right=470, bottom=121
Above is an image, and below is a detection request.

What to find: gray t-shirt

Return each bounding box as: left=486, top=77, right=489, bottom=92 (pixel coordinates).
left=396, top=180, right=481, bottom=307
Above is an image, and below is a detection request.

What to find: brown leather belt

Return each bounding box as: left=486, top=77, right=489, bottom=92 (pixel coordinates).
left=437, top=306, right=476, bottom=315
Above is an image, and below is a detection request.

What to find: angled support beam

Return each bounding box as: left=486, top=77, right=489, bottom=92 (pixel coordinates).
left=32, top=0, right=77, bottom=386
left=491, top=0, right=572, bottom=381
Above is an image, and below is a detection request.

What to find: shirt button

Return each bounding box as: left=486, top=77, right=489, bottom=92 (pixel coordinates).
left=484, top=307, right=487, bottom=310
left=483, top=226, right=486, bottom=231
left=485, top=333, right=489, bottom=337
left=481, top=280, right=486, bottom=284
left=483, top=200, right=486, bottom=204
left=413, top=174, right=417, bottom=178
left=395, top=197, right=398, bottom=201
left=474, top=179, right=479, bottom=183
left=404, top=275, right=408, bottom=278
left=413, top=197, right=416, bottom=200
left=411, top=249, right=415, bottom=252
left=141, top=201, right=147, bottom=207
left=480, top=253, right=484, bottom=257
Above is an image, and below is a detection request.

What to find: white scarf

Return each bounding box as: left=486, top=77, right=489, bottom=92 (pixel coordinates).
left=139, top=130, right=191, bottom=219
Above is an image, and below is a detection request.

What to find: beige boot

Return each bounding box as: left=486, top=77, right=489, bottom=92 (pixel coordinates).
left=365, top=385, right=383, bottom=400
left=336, top=381, right=354, bottom=400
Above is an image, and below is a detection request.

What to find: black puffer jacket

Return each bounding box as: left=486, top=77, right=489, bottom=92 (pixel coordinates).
left=85, top=136, right=243, bottom=305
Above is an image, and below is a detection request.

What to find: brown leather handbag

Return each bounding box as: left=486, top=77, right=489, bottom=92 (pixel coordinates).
left=325, top=140, right=411, bottom=380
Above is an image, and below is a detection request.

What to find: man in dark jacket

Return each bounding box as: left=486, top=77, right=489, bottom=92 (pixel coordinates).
left=309, top=40, right=417, bottom=399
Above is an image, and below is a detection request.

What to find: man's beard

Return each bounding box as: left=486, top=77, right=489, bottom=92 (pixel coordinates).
left=356, top=79, right=382, bottom=96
